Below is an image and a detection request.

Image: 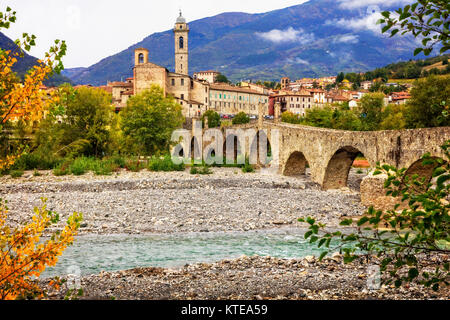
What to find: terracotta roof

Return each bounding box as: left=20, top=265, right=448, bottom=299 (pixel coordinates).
left=122, top=90, right=134, bottom=96
left=391, top=92, right=411, bottom=100
left=97, top=86, right=113, bottom=94
left=210, top=83, right=268, bottom=95
left=271, top=90, right=312, bottom=98
left=333, top=95, right=349, bottom=101
left=108, top=81, right=133, bottom=88
left=194, top=70, right=219, bottom=74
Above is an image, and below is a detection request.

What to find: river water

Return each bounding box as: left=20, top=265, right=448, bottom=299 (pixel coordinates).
left=42, top=228, right=334, bottom=278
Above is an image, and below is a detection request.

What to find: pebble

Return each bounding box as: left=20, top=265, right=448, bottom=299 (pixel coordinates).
left=0, top=168, right=366, bottom=235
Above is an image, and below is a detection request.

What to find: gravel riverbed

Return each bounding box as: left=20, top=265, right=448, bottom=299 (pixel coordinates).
left=3, top=168, right=448, bottom=300
left=41, top=254, right=448, bottom=300
left=0, top=167, right=366, bottom=235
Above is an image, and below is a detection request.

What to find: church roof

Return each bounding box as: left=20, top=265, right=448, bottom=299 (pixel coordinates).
left=176, top=11, right=186, bottom=23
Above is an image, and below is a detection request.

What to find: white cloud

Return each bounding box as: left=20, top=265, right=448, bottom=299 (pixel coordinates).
left=256, top=27, right=314, bottom=44
left=337, top=0, right=413, bottom=10
left=333, top=34, right=359, bottom=44
left=286, top=57, right=309, bottom=65
left=325, top=12, right=384, bottom=34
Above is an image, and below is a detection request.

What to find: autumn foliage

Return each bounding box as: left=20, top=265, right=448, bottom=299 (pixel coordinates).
left=0, top=7, right=66, bottom=171
left=0, top=199, right=82, bottom=299
left=0, top=7, right=82, bottom=300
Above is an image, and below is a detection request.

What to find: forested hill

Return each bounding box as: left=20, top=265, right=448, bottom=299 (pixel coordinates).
left=0, top=32, right=72, bottom=86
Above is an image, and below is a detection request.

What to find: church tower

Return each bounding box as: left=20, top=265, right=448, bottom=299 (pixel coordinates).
left=173, top=10, right=189, bottom=75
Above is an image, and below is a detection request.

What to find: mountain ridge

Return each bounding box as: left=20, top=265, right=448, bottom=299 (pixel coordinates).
left=62, top=0, right=426, bottom=85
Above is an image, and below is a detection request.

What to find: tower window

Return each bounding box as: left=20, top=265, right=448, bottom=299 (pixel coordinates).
left=171, top=79, right=175, bottom=86
left=179, top=36, right=184, bottom=49
left=181, top=79, right=184, bottom=86
left=138, top=53, right=144, bottom=64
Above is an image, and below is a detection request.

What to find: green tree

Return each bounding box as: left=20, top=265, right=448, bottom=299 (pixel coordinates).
left=303, top=106, right=334, bottom=128
left=360, top=93, right=385, bottom=131
left=215, top=74, right=230, bottom=84
left=201, top=110, right=221, bottom=128
left=281, top=111, right=302, bottom=124
left=380, top=104, right=407, bottom=130
left=378, top=0, right=450, bottom=56
left=405, top=75, right=450, bottom=128
left=232, top=112, right=250, bottom=125
left=120, top=85, right=184, bottom=155
left=336, top=72, right=345, bottom=83
left=332, top=107, right=363, bottom=131
left=34, top=85, right=113, bottom=158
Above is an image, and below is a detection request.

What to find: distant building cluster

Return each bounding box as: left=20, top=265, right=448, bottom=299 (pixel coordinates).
left=272, top=76, right=412, bottom=116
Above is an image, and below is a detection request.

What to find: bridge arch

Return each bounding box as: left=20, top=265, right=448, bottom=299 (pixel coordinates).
left=283, top=151, right=310, bottom=176
left=249, top=130, right=272, bottom=166
left=191, top=137, right=201, bottom=161
left=223, top=133, right=243, bottom=164
left=402, top=156, right=447, bottom=192
left=322, top=146, right=368, bottom=190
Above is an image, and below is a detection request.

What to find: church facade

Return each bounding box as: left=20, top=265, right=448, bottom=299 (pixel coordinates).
left=116, top=12, right=269, bottom=118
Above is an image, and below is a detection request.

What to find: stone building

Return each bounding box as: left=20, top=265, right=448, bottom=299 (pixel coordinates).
left=193, top=70, right=220, bottom=83
left=209, top=83, right=269, bottom=116
left=112, top=11, right=269, bottom=119
left=271, top=90, right=314, bottom=116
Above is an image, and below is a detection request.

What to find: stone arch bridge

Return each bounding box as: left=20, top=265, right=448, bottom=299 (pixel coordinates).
left=192, top=120, right=450, bottom=191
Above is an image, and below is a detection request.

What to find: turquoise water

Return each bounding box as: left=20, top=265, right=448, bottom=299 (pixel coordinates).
left=41, top=228, right=331, bottom=278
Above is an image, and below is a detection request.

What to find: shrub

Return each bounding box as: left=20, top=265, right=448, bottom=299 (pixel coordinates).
left=125, top=159, right=145, bottom=172
left=69, top=157, right=92, bottom=176
left=12, top=152, right=62, bottom=171
left=108, top=155, right=126, bottom=168
left=10, top=170, right=24, bottom=178
left=232, top=112, right=250, bottom=125
left=281, top=111, right=302, bottom=124
left=148, top=156, right=185, bottom=172
left=201, top=110, right=221, bottom=128
left=198, top=165, right=212, bottom=175
left=241, top=163, right=254, bottom=173
left=190, top=167, right=198, bottom=175
left=92, top=160, right=118, bottom=176
left=53, top=160, right=71, bottom=176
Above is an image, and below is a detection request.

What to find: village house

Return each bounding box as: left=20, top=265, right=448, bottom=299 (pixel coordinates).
left=389, top=91, right=411, bottom=105
left=193, top=70, right=220, bottom=83
left=209, top=83, right=269, bottom=116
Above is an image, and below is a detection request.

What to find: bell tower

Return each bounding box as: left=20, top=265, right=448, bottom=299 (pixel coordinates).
left=173, top=10, right=189, bottom=75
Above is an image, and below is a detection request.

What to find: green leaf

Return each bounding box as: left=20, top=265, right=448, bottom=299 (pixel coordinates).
left=408, top=268, right=419, bottom=280
left=339, top=219, right=353, bottom=226
left=414, top=48, right=423, bottom=56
